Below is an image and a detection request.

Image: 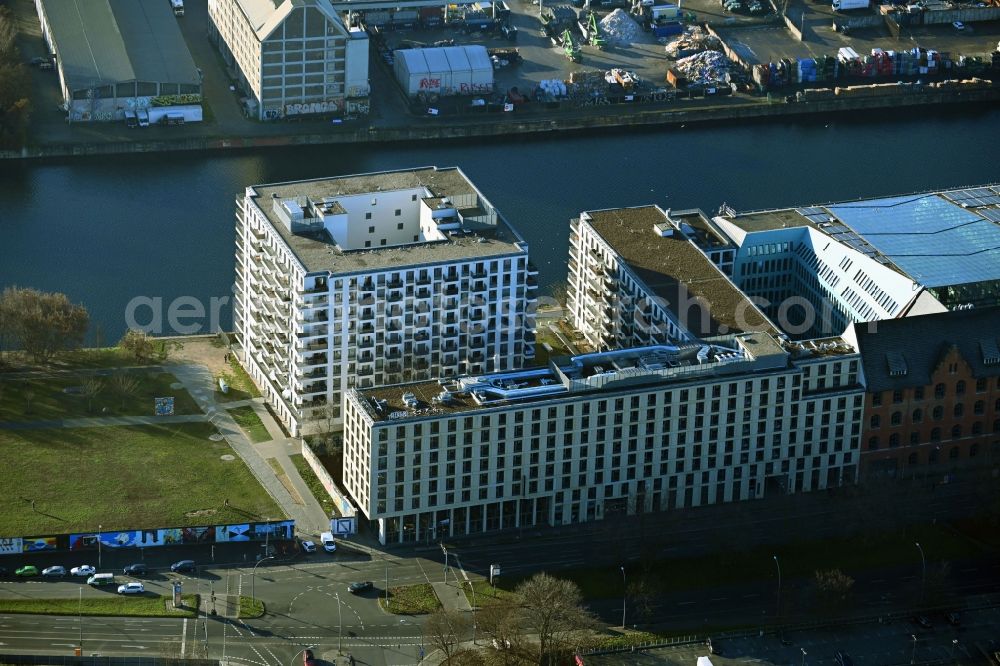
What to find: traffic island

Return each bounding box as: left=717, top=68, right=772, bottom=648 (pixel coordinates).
left=237, top=595, right=265, bottom=619
left=0, top=594, right=199, bottom=618
left=379, top=583, right=442, bottom=615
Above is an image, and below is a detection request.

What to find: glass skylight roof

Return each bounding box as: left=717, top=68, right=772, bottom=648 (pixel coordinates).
left=826, top=194, right=1000, bottom=288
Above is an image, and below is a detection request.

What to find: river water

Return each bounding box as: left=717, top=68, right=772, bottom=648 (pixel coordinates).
left=1, top=105, right=998, bottom=341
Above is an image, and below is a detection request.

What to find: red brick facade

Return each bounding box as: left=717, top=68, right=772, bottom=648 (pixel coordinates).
left=861, top=345, right=1000, bottom=478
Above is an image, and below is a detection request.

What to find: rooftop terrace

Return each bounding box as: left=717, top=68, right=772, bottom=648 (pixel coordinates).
left=249, top=167, right=528, bottom=274
left=583, top=206, right=776, bottom=337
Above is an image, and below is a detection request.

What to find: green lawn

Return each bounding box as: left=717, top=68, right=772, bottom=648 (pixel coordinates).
left=228, top=405, right=270, bottom=442
left=0, top=370, right=200, bottom=422
left=0, top=423, right=284, bottom=535
left=289, top=453, right=336, bottom=511
left=215, top=357, right=261, bottom=403
left=530, top=325, right=573, bottom=368
left=238, top=595, right=265, bottom=619
left=379, top=583, right=442, bottom=615
left=0, top=594, right=199, bottom=617
left=462, top=579, right=516, bottom=607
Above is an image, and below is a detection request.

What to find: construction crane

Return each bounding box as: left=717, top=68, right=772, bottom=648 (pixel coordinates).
left=561, top=28, right=582, bottom=61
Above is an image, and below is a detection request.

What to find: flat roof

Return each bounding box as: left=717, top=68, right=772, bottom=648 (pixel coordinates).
left=722, top=185, right=1000, bottom=288
left=356, top=332, right=799, bottom=421
left=249, top=167, right=528, bottom=274
left=584, top=206, right=777, bottom=337
left=40, top=0, right=200, bottom=92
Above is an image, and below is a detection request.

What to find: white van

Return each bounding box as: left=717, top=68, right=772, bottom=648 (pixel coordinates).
left=87, top=573, right=115, bottom=586
left=320, top=531, right=337, bottom=553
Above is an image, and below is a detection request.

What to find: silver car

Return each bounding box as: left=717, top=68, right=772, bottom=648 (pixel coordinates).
left=42, top=566, right=66, bottom=577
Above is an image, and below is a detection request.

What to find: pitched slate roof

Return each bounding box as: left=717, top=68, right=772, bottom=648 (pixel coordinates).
left=853, top=307, right=1000, bottom=392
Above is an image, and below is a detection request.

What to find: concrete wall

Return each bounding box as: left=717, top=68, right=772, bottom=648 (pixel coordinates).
left=301, top=441, right=357, bottom=518
left=922, top=5, right=1000, bottom=24
left=783, top=13, right=803, bottom=41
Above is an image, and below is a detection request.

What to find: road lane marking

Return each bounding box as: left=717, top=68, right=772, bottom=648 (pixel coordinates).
left=122, top=645, right=147, bottom=650
left=181, top=618, right=187, bottom=657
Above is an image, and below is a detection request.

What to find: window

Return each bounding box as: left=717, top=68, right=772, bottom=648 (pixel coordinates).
left=972, top=422, right=983, bottom=435
left=953, top=403, right=964, bottom=418
left=397, top=222, right=404, bottom=230
left=976, top=378, right=987, bottom=393
left=364, top=240, right=371, bottom=248
left=949, top=446, right=960, bottom=460
left=975, top=401, right=985, bottom=415
left=908, top=452, right=918, bottom=465
left=868, top=436, right=879, bottom=450
left=892, top=390, right=903, bottom=404
left=365, top=212, right=372, bottom=220
left=931, top=427, right=941, bottom=442
left=951, top=424, right=962, bottom=439
left=933, top=406, right=944, bottom=420
left=870, top=414, right=881, bottom=429
left=914, top=387, right=925, bottom=401
left=872, top=393, right=883, bottom=407
left=935, top=383, right=946, bottom=399
left=889, top=433, right=900, bottom=448
left=395, top=209, right=401, bottom=216
left=913, top=408, right=923, bottom=423
left=956, top=380, right=966, bottom=396
left=891, top=411, right=902, bottom=426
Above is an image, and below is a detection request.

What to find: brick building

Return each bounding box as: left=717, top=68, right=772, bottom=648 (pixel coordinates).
left=847, top=308, right=1000, bottom=479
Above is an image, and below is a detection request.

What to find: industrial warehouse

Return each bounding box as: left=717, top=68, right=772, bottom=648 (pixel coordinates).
left=33, top=0, right=202, bottom=123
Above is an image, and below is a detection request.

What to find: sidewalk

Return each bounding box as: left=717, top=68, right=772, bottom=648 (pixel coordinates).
left=433, top=581, right=474, bottom=613
left=169, top=364, right=333, bottom=539
left=0, top=413, right=208, bottom=430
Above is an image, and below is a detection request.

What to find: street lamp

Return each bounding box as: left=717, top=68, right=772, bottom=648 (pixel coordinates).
left=251, top=555, right=275, bottom=602
left=97, top=525, right=102, bottom=569
left=800, top=648, right=807, bottom=666
left=910, top=634, right=917, bottom=664
left=914, top=542, right=926, bottom=603
left=335, top=591, right=344, bottom=652
left=466, top=581, right=478, bottom=645
left=620, top=565, right=626, bottom=629
left=773, top=555, right=782, bottom=621
left=290, top=646, right=316, bottom=666
left=78, top=586, right=83, bottom=651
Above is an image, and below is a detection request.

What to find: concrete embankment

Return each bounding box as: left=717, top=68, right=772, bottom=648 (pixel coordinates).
left=2, top=86, right=998, bottom=161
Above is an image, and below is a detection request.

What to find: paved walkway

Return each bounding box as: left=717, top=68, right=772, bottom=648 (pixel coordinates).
left=167, top=364, right=334, bottom=539
left=432, top=581, right=474, bottom=613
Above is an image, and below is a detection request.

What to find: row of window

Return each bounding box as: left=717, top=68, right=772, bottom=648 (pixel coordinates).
left=867, top=420, right=998, bottom=449
left=871, top=377, right=999, bottom=406
left=871, top=399, right=999, bottom=427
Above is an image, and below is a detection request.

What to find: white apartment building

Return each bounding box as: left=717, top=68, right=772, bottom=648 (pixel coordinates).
left=208, top=0, right=370, bottom=120
left=233, top=167, right=538, bottom=436
left=711, top=185, right=1000, bottom=339
left=567, top=205, right=766, bottom=353
left=344, top=332, right=863, bottom=544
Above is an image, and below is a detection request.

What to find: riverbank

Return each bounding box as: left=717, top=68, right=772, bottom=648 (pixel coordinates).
left=2, top=85, right=997, bottom=161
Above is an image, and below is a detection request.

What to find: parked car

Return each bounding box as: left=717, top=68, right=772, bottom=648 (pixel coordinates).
left=912, top=615, right=932, bottom=629
left=170, top=560, right=195, bottom=573
left=0, top=567, right=8, bottom=578
left=15, top=566, right=38, bottom=577
left=301, top=539, right=317, bottom=553
left=42, top=566, right=66, bottom=577
left=952, top=20, right=965, bottom=30
left=71, top=565, right=96, bottom=577
left=124, top=563, right=149, bottom=576
left=348, top=581, right=374, bottom=594
left=117, top=582, right=145, bottom=595
left=945, top=611, right=960, bottom=626
left=29, top=56, right=48, bottom=66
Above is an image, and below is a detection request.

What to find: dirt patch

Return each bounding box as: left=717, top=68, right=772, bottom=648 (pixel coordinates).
left=164, top=335, right=233, bottom=377
left=185, top=508, right=218, bottom=519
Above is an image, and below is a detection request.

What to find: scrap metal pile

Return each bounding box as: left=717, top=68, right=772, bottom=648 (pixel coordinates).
left=664, top=26, right=723, bottom=59
left=599, top=8, right=641, bottom=46
left=674, top=50, right=732, bottom=85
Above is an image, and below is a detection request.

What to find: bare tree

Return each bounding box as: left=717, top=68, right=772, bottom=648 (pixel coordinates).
left=22, top=387, right=35, bottom=415
left=0, top=287, right=89, bottom=364
left=515, top=573, right=598, bottom=666
left=119, top=329, right=154, bottom=364
left=478, top=599, right=523, bottom=661
left=81, top=377, right=104, bottom=413
left=813, top=568, right=854, bottom=614
left=111, top=373, right=140, bottom=411
left=424, top=606, right=471, bottom=664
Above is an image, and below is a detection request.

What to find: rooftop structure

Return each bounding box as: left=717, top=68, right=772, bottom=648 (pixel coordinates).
left=568, top=205, right=775, bottom=352
left=35, top=0, right=201, bottom=123
left=248, top=167, right=525, bottom=273
left=712, top=185, right=1000, bottom=339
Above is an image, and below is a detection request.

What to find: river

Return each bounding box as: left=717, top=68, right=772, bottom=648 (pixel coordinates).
left=1, top=104, right=998, bottom=342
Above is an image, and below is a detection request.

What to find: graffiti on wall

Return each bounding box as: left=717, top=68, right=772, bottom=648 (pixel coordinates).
left=284, top=100, right=343, bottom=117
left=0, top=538, right=23, bottom=555
left=22, top=536, right=58, bottom=552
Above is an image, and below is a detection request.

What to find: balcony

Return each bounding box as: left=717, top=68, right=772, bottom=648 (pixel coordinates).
left=527, top=263, right=539, bottom=276
left=387, top=278, right=404, bottom=289
left=415, top=344, right=430, bottom=356
left=359, top=352, right=374, bottom=363
left=414, top=331, right=430, bottom=342
left=386, top=334, right=402, bottom=345
left=416, top=276, right=432, bottom=286
left=304, top=282, right=328, bottom=294
left=415, top=288, right=431, bottom=300
left=359, top=322, right=375, bottom=334
left=444, top=286, right=459, bottom=297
